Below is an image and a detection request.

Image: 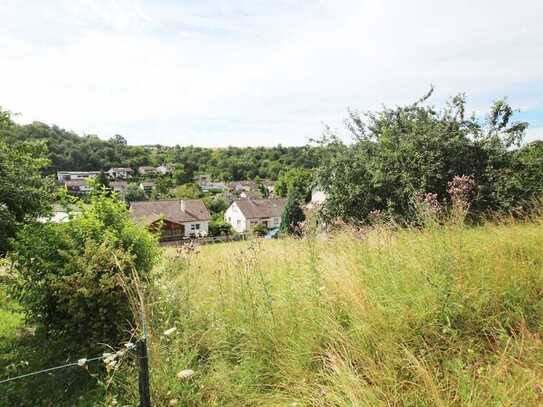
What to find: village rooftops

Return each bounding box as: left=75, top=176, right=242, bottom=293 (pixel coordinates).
left=129, top=199, right=211, bottom=226
left=233, top=198, right=287, bottom=219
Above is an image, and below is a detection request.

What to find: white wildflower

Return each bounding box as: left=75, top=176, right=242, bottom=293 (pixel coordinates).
left=177, top=369, right=195, bottom=380
left=163, top=327, right=177, bottom=336
left=169, top=399, right=179, bottom=405
left=77, top=358, right=87, bottom=367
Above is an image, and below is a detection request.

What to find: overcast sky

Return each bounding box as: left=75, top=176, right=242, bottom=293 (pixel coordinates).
left=1, top=0, right=542, bottom=146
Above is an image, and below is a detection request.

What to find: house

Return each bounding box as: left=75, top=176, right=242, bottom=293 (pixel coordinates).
left=139, top=181, right=155, bottom=195
left=156, top=164, right=173, bottom=175
left=225, top=198, right=287, bottom=233
left=138, top=166, right=157, bottom=177
left=129, top=199, right=211, bottom=241
left=63, top=180, right=93, bottom=195
left=111, top=181, right=128, bottom=196
left=57, top=171, right=99, bottom=182
left=107, top=167, right=133, bottom=179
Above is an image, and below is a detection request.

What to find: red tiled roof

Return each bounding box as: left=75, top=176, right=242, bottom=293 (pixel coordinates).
left=233, top=198, right=287, bottom=219
left=129, top=199, right=211, bottom=225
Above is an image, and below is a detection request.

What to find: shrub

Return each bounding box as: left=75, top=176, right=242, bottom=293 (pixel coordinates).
left=253, top=223, right=268, bottom=237
left=209, top=216, right=232, bottom=236
left=7, top=191, right=159, bottom=350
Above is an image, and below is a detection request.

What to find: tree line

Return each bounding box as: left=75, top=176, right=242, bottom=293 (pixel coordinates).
left=2, top=118, right=322, bottom=181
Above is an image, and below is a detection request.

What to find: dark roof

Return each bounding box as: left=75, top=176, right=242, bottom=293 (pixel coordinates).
left=129, top=199, right=211, bottom=225
left=233, top=198, right=287, bottom=219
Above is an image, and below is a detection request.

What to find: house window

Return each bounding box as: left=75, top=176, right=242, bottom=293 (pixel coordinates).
left=237, top=220, right=241, bottom=226
left=190, top=224, right=200, bottom=231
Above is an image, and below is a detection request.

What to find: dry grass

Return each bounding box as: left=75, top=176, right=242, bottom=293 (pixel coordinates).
left=127, top=220, right=543, bottom=406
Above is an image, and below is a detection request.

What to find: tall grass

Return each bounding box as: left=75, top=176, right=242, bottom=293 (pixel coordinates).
left=127, top=219, right=543, bottom=405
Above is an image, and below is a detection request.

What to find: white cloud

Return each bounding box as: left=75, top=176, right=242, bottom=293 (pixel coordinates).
left=0, top=0, right=542, bottom=146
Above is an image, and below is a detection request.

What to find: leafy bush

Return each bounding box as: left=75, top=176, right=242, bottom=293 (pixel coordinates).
left=0, top=108, right=53, bottom=255
left=280, top=193, right=306, bottom=235
left=209, top=216, right=232, bottom=236
left=175, top=183, right=203, bottom=199
left=7, top=191, right=159, bottom=350
left=253, top=223, right=268, bottom=237
left=315, top=90, right=539, bottom=224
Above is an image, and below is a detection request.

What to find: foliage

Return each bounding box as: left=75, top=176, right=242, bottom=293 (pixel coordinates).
left=252, top=223, right=268, bottom=237
left=209, top=215, right=233, bottom=236
left=514, top=141, right=543, bottom=200
left=204, top=196, right=230, bottom=214
left=173, top=163, right=193, bottom=185
left=95, top=170, right=110, bottom=189
left=2, top=112, right=322, bottom=180
left=274, top=168, right=313, bottom=202
left=6, top=190, right=159, bottom=350
left=0, top=108, right=53, bottom=255
left=257, top=181, right=270, bottom=198
left=124, top=183, right=146, bottom=202
left=175, top=183, right=203, bottom=199
left=0, top=300, right=108, bottom=406
left=314, top=90, right=536, bottom=224
left=280, top=192, right=306, bottom=235
left=155, top=175, right=174, bottom=196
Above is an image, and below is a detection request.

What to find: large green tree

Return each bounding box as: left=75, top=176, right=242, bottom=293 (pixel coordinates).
left=315, top=90, right=534, bottom=224
left=0, top=108, right=53, bottom=255
left=280, top=192, right=306, bottom=235
left=274, top=168, right=313, bottom=202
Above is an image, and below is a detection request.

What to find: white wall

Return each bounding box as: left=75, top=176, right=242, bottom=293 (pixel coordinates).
left=225, top=203, right=247, bottom=233
left=270, top=216, right=281, bottom=228
left=182, top=221, right=209, bottom=237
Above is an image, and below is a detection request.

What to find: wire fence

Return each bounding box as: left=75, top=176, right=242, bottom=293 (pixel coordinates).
left=0, top=341, right=139, bottom=385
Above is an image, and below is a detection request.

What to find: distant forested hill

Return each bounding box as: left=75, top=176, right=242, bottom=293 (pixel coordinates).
left=6, top=120, right=322, bottom=180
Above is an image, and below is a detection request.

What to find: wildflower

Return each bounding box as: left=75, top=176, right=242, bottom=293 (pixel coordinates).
left=169, top=400, right=179, bottom=405
left=77, top=358, right=87, bottom=367
left=125, top=342, right=136, bottom=350
left=177, top=369, right=195, bottom=380
left=163, top=327, right=177, bottom=336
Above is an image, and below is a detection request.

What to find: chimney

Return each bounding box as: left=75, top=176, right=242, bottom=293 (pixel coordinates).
left=180, top=200, right=186, bottom=213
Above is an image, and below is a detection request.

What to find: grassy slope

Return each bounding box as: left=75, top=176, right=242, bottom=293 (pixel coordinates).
left=145, top=222, right=543, bottom=406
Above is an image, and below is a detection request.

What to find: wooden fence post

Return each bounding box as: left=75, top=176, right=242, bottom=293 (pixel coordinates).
left=137, top=338, right=151, bottom=407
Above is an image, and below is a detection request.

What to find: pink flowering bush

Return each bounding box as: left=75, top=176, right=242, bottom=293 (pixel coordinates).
left=447, top=175, right=476, bottom=224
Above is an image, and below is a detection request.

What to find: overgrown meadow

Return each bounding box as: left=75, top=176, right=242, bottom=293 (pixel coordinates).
left=113, top=219, right=543, bottom=406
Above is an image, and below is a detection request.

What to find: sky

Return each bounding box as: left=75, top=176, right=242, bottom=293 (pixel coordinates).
left=1, top=0, right=542, bottom=147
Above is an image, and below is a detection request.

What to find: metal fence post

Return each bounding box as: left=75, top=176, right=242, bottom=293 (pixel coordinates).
left=137, top=338, right=151, bottom=407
